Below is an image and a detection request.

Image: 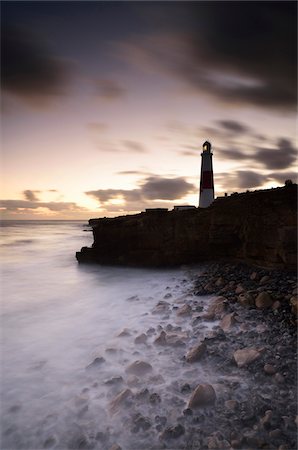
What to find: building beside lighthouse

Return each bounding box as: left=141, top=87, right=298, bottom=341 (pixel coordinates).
left=199, top=141, right=214, bottom=208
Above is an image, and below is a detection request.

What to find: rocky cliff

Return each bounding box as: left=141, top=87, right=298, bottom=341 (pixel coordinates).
left=76, top=185, right=297, bottom=269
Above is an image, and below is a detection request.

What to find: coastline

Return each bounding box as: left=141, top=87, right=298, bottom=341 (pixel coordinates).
left=81, top=261, right=297, bottom=450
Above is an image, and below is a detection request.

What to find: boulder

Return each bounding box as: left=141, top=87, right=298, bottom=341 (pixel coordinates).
left=206, top=296, right=227, bottom=317
left=177, top=304, right=192, bottom=316
left=255, top=292, right=273, bottom=309
left=250, top=271, right=260, bottom=281
left=235, top=284, right=245, bottom=294
left=152, top=301, right=170, bottom=315
left=154, top=331, right=167, bottom=346
left=125, top=360, right=153, bottom=376
left=259, top=275, right=270, bottom=285
left=109, top=389, right=132, bottom=415
left=263, top=364, right=276, bottom=375
left=233, top=348, right=262, bottom=368
left=86, top=357, right=105, bottom=370
left=188, top=384, right=216, bottom=409
left=134, top=333, right=147, bottom=344
left=219, top=312, right=237, bottom=331
left=185, top=342, right=207, bottom=363
left=238, top=291, right=254, bottom=306
left=109, top=445, right=122, bottom=450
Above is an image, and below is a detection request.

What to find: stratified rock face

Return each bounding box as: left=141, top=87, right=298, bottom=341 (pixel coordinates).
left=76, top=186, right=297, bottom=269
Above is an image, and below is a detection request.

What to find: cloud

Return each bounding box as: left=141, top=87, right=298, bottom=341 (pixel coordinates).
left=119, top=2, right=296, bottom=110
left=216, top=120, right=250, bottom=135
left=23, top=190, right=40, bottom=201
left=95, top=79, right=126, bottom=100
left=85, top=189, right=142, bottom=204
left=122, top=140, right=147, bottom=153
left=117, top=170, right=152, bottom=176
left=86, top=175, right=196, bottom=207
left=235, top=171, right=265, bottom=189
left=1, top=25, right=73, bottom=106
left=269, top=172, right=298, bottom=184
left=256, top=138, right=297, bottom=170
left=0, top=199, right=86, bottom=212
left=141, top=176, right=195, bottom=200
left=87, top=122, right=108, bottom=133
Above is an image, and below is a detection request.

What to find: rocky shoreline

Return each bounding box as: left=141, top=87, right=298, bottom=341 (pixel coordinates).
left=70, top=262, right=297, bottom=450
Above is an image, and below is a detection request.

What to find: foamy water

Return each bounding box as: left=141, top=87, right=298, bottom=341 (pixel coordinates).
left=0, top=221, right=219, bottom=450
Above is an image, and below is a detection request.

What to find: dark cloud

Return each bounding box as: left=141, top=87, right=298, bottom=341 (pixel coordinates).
left=269, top=172, right=298, bottom=184
left=95, top=79, right=126, bottom=100
left=216, top=120, right=250, bottom=135
left=23, top=190, right=40, bottom=201
left=0, top=200, right=86, bottom=212
left=1, top=25, right=72, bottom=106
left=121, top=2, right=296, bottom=110
left=86, top=189, right=142, bottom=204
left=235, top=171, right=265, bottom=189
left=218, top=148, right=249, bottom=161
left=86, top=176, right=195, bottom=205
left=122, top=140, right=147, bottom=153
left=117, top=170, right=152, bottom=175
left=256, top=138, right=297, bottom=170
left=141, top=176, right=195, bottom=200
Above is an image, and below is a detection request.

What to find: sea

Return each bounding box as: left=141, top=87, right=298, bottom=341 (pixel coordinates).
left=0, top=220, right=215, bottom=450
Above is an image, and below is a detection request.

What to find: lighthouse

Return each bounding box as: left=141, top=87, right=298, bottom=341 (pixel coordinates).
left=199, top=141, right=214, bottom=208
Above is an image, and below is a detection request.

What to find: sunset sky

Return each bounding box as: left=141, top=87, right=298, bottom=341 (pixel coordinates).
left=1, top=1, right=297, bottom=219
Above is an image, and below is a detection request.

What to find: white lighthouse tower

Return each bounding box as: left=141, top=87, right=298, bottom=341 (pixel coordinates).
left=199, top=141, right=214, bottom=208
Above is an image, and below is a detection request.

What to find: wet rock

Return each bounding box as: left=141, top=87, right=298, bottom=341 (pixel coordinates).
left=185, top=342, right=207, bottom=363
left=183, top=408, right=193, bottom=416
left=255, top=291, right=273, bottom=309
left=231, top=439, right=242, bottom=449
left=152, top=301, right=170, bottom=315
left=160, top=424, right=185, bottom=439
left=260, top=410, right=272, bottom=428
left=274, top=372, right=285, bottom=383
left=43, top=437, right=56, bottom=448
left=177, top=303, right=192, bottom=316
left=148, top=374, right=165, bottom=385
left=104, top=376, right=123, bottom=386
left=125, top=360, right=153, bottom=376
left=269, top=429, right=282, bottom=438
left=238, top=291, right=254, bottom=306
left=126, top=375, right=140, bottom=387
left=149, top=393, right=161, bottom=404
left=233, top=348, right=262, bottom=368
left=86, top=357, right=105, bottom=370
left=188, top=384, right=216, bottom=409
left=117, top=328, right=131, bottom=337
left=109, top=445, right=122, bottom=450
left=220, top=312, right=237, bottom=331
left=225, top=400, right=238, bottom=410
left=264, top=364, right=276, bottom=375
left=250, top=271, right=259, bottom=281
left=135, top=388, right=149, bottom=401
left=134, top=333, right=147, bottom=344
left=260, top=275, right=270, bottom=285
left=207, top=296, right=227, bottom=317
left=131, top=413, right=151, bottom=432
left=235, top=284, right=245, bottom=294
left=272, top=300, right=282, bottom=310
left=207, top=435, right=230, bottom=449
left=109, top=388, right=133, bottom=415
left=154, top=331, right=167, bottom=346
left=181, top=383, right=191, bottom=394
left=215, top=277, right=225, bottom=287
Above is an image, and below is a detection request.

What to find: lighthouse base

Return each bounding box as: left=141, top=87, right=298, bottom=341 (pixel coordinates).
left=199, top=189, right=214, bottom=208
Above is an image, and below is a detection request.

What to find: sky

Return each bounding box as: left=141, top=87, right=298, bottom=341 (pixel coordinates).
left=1, top=0, right=297, bottom=219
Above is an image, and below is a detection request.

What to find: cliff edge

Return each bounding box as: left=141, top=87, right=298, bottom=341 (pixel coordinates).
left=76, top=185, right=297, bottom=270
